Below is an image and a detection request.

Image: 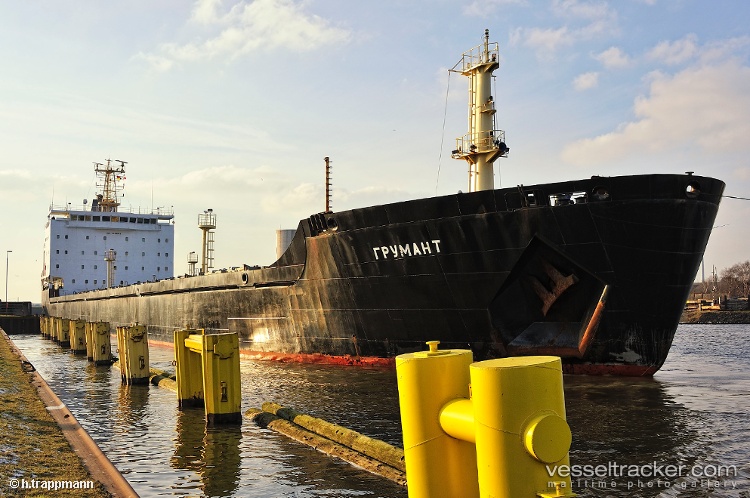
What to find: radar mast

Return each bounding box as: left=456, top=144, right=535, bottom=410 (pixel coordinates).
left=93, top=159, right=126, bottom=212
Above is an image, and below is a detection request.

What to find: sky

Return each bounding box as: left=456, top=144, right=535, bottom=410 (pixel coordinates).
left=1, top=0, right=750, bottom=302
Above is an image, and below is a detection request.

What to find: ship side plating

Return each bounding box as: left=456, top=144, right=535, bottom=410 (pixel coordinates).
left=46, top=172, right=724, bottom=375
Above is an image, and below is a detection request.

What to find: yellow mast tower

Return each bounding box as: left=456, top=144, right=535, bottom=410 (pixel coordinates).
left=451, top=29, right=509, bottom=192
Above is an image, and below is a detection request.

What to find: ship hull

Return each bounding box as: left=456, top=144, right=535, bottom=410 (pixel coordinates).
left=44, top=173, right=724, bottom=376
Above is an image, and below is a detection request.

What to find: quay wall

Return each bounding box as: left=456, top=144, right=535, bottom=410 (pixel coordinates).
left=680, top=309, right=750, bottom=324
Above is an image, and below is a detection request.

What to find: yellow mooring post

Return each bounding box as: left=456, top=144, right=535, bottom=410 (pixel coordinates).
left=116, top=324, right=150, bottom=385
left=396, top=342, right=576, bottom=498
left=201, top=332, right=242, bottom=425
left=174, top=329, right=204, bottom=407
left=115, top=326, right=124, bottom=379
left=57, top=317, right=70, bottom=347
left=69, top=320, right=87, bottom=355
left=90, top=321, right=113, bottom=365
left=84, top=322, right=94, bottom=361
left=396, top=341, right=478, bottom=498
left=174, top=329, right=242, bottom=425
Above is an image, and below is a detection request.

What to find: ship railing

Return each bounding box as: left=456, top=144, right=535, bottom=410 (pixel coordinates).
left=453, top=41, right=500, bottom=73
left=49, top=203, right=174, bottom=217
left=451, top=130, right=508, bottom=158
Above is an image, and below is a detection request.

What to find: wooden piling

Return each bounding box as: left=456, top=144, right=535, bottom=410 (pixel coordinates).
left=245, top=408, right=406, bottom=486
left=261, top=402, right=405, bottom=473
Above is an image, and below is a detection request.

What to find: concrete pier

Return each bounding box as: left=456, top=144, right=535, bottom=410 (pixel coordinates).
left=0, top=328, right=126, bottom=497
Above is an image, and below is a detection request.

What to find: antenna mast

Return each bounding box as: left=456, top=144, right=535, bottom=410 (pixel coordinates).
left=325, top=156, right=333, bottom=213
left=451, top=30, right=509, bottom=192
left=94, top=159, right=126, bottom=212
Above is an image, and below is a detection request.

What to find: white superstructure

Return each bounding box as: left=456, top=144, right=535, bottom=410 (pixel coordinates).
left=42, top=160, right=174, bottom=299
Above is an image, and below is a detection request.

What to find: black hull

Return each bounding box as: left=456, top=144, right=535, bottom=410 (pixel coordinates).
left=45, top=173, right=724, bottom=375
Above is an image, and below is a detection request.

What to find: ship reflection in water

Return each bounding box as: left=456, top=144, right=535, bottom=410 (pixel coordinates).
left=11, top=323, right=750, bottom=497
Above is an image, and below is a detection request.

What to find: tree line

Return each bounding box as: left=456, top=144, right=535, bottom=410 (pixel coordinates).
left=694, top=260, right=750, bottom=298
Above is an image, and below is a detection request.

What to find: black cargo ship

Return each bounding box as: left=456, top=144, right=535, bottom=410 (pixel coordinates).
left=45, top=172, right=724, bottom=375
left=43, top=32, right=724, bottom=375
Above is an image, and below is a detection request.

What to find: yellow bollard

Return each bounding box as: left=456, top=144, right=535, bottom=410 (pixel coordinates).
left=116, top=326, right=125, bottom=376
left=174, top=329, right=204, bottom=407
left=470, top=356, right=574, bottom=498
left=116, top=324, right=150, bottom=385
left=52, top=317, right=61, bottom=343
left=91, top=322, right=113, bottom=365
left=396, top=341, right=478, bottom=498
left=397, top=343, right=575, bottom=498
left=174, top=329, right=242, bottom=425
left=85, top=322, right=94, bottom=361
left=201, top=332, right=242, bottom=425
left=69, top=320, right=87, bottom=355
left=57, top=318, right=70, bottom=347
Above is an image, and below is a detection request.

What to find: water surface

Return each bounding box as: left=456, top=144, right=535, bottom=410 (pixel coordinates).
left=11, top=323, right=750, bottom=497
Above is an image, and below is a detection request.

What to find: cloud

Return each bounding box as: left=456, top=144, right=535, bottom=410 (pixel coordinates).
left=698, top=36, right=750, bottom=64
left=587, top=36, right=750, bottom=75
left=0, top=170, right=48, bottom=202
left=595, top=46, right=631, bottom=68
left=465, top=0, right=616, bottom=20
left=508, top=0, right=617, bottom=58
left=561, top=61, right=750, bottom=166
left=463, top=0, right=527, bottom=17
left=551, top=0, right=613, bottom=21
left=138, top=163, right=416, bottom=219
left=0, top=169, right=89, bottom=204
left=573, top=71, right=598, bottom=90
left=140, top=164, right=279, bottom=198
left=133, top=164, right=320, bottom=221
left=647, top=34, right=699, bottom=65
left=510, top=26, right=574, bottom=57
left=191, top=0, right=224, bottom=24
left=135, top=0, right=352, bottom=70
left=620, top=35, right=750, bottom=70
